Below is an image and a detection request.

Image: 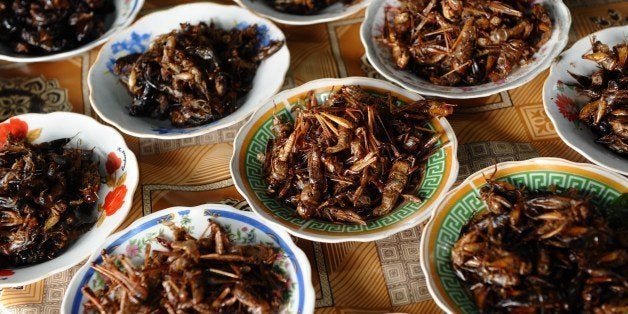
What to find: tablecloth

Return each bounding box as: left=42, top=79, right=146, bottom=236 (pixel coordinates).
left=0, top=0, right=626, bottom=312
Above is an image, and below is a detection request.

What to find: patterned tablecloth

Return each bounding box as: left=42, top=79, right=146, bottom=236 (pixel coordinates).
left=0, top=0, right=626, bottom=312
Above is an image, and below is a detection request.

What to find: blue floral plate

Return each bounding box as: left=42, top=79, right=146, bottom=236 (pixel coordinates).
left=61, top=204, right=314, bottom=313
left=88, top=3, right=289, bottom=139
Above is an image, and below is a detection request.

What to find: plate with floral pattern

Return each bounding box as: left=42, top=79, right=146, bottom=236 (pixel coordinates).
left=0, top=112, right=138, bottom=288
left=88, top=2, right=289, bottom=139
left=61, top=204, right=314, bottom=313
left=543, top=25, right=628, bottom=175
left=420, top=158, right=628, bottom=313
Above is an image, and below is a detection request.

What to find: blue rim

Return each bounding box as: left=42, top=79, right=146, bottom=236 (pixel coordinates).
left=131, top=0, right=139, bottom=14
left=71, top=208, right=306, bottom=313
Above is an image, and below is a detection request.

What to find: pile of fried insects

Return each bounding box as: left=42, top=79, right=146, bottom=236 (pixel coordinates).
left=0, top=136, right=100, bottom=267
left=82, top=220, right=289, bottom=313
left=452, top=175, right=628, bottom=313
left=379, top=0, right=552, bottom=86
left=261, top=85, right=453, bottom=225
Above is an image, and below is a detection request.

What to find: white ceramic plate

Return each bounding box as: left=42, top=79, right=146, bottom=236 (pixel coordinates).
left=0, top=112, right=138, bottom=288
left=231, top=77, right=459, bottom=243
left=61, top=204, right=315, bottom=314
left=361, top=0, right=571, bottom=99
left=543, top=25, right=628, bottom=175
left=89, top=2, right=290, bottom=139
left=234, top=0, right=370, bottom=25
left=420, top=157, right=628, bottom=313
left=0, top=0, right=144, bottom=63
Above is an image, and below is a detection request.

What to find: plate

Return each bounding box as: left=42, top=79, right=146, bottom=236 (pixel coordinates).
left=361, top=0, right=571, bottom=99
left=543, top=25, right=628, bottom=175
left=61, top=204, right=315, bottom=313
left=0, top=0, right=144, bottom=63
left=234, top=0, right=371, bottom=25
left=231, top=77, right=459, bottom=243
left=0, top=112, right=138, bottom=288
left=420, top=157, right=628, bottom=313
left=88, top=2, right=290, bottom=139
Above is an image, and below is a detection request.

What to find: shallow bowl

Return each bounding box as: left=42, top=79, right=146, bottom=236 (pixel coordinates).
left=0, top=0, right=143, bottom=63
left=420, top=157, right=628, bottom=313
left=89, top=2, right=290, bottom=139
left=543, top=25, right=628, bottom=175
left=234, top=0, right=370, bottom=25
left=0, top=112, right=138, bottom=288
left=361, top=0, right=571, bottom=99
left=61, top=204, right=315, bottom=313
left=231, top=77, right=459, bottom=243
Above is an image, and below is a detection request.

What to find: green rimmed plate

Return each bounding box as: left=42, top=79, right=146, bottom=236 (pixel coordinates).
left=419, top=157, right=628, bottom=313
left=230, top=77, right=459, bottom=243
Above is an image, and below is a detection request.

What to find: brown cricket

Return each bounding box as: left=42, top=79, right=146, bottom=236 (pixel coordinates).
left=0, top=0, right=113, bottom=54
left=113, top=22, right=284, bottom=128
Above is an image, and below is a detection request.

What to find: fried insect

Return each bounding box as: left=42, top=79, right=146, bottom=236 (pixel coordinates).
left=568, top=38, right=628, bottom=156
left=82, top=220, right=289, bottom=313
left=113, top=22, right=284, bottom=127
left=0, top=136, right=100, bottom=267
left=378, top=0, right=552, bottom=86
left=261, top=85, right=453, bottom=225
left=0, top=0, right=113, bottom=54
left=452, top=176, right=628, bottom=313
left=266, top=0, right=354, bottom=15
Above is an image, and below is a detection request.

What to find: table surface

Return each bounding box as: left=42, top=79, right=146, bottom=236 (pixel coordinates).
left=0, top=0, right=626, bottom=312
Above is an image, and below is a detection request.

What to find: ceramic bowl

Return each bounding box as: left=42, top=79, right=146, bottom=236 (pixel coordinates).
left=0, top=0, right=144, bottom=63
left=88, top=2, right=290, bottom=139
left=61, top=204, right=315, bottom=313
left=0, top=112, right=138, bottom=288
left=361, top=0, right=571, bottom=99
left=230, top=77, right=459, bottom=243
left=543, top=25, right=628, bottom=175
left=234, top=0, right=370, bottom=25
left=420, top=157, right=628, bottom=313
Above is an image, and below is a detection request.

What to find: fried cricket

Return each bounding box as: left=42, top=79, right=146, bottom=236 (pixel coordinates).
left=0, top=0, right=113, bottom=54
left=568, top=38, right=628, bottom=156
left=265, top=0, right=354, bottom=15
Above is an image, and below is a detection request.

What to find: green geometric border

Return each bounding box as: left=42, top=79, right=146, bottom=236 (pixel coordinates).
left=434, top=171, right=622, bottom=313
left=243, top=91, right=447, bottom=233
